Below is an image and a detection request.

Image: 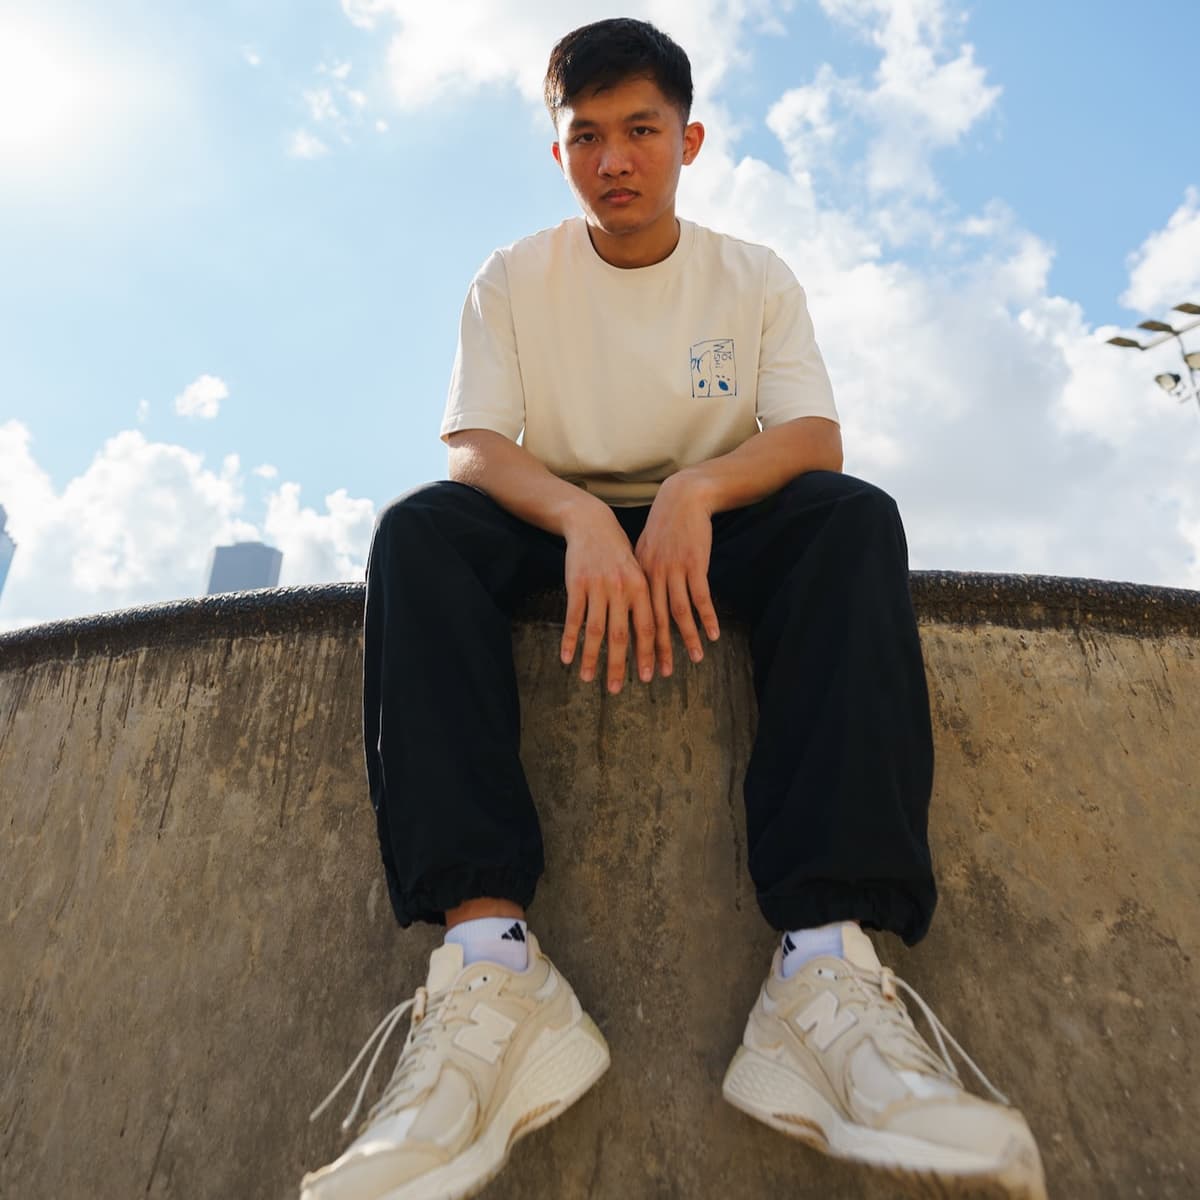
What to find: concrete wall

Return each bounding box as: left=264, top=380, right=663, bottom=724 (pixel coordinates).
left=1, top=575, right=1197, bottom=1199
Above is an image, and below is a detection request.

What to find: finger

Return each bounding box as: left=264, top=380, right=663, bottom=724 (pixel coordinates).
left=606, top=596, right=630, bottom=694
left=631, top=583, right=656, bottom=683
left=688, top=569, right=720, bottom=643
left=561, top=582, right=586, bottom=665
left=580, top=588, right=606, bottom=683
left=650, top=571, right=673, bottom=676
left=668, top=570, right=704, bottom=663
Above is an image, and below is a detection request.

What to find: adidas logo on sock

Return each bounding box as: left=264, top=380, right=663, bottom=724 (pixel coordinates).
left=782, top=934, right=797, bottom=956
left=501, top=922, right=526, bottom=943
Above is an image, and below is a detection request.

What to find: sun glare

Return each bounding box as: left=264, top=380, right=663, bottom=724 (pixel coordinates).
left=0, top=22, right=91, bottom=164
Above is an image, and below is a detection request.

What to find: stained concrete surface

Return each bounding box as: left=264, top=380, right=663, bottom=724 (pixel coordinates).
left=0, top=576, right=1196, bottom=1199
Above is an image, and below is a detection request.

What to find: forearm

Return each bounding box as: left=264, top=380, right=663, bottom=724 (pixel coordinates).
left=446, top=429, right=609, bottom=538
left=673, top=416, right=843, bottom=514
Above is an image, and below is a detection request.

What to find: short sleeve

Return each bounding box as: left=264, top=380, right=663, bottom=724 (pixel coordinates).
left=439, top=250, right=525, bottom=444
left=755, top=252, right=839, bottom=430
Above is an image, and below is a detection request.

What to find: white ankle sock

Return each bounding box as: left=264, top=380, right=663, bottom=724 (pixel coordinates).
left=444, top=917, right=529, bottom=971
left=779, top=921, right=846, bottom=979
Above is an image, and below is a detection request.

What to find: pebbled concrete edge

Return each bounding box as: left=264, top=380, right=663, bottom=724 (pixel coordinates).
left=1, top=572, right=1198, bottom=670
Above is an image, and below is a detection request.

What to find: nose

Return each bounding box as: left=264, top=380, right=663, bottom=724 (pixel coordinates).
left=597, top=145, right=633, bottom=177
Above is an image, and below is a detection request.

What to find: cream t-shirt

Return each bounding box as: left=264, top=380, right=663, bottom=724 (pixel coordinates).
left=440, top=216, right=838, bottom=507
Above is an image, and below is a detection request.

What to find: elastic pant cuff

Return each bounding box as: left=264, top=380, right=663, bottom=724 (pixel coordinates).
left=387, top=864, right=541, bottom=929
left=757, top=878, right=937, bottom=946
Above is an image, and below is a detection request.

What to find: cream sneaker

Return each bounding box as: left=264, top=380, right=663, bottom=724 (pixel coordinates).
left=722, top=924, right=1046, bottom=1199
left=301, top=932, right=609, bottom=1200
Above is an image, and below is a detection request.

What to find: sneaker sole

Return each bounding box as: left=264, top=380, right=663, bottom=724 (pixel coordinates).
left=722, top=1046, right=1046, bottom=1200
left=373, top=1012, right=611, bottom=1200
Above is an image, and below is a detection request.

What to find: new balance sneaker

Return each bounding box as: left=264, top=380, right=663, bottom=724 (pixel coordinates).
left=722, top=924, right=1046, bottom=1199
left=301, top=931, right=609, bottom=1200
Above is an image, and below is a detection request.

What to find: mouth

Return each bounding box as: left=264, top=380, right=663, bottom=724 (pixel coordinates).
left=601, top=189, right=638, bottom=205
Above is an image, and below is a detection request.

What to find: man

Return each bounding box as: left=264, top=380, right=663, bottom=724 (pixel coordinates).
left=302, top=17, right=1045, bottom=1200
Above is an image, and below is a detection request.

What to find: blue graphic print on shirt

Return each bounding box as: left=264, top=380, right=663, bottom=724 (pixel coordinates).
left=690, top=339, right=737, bottom=399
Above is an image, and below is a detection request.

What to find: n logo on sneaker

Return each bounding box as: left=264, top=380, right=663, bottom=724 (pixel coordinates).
left=454, top=1004, right=518, bottom=1065
left=794, top=991, right=858, bottom=1051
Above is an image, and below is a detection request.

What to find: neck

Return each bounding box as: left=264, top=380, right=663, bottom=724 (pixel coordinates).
left=586, top=210, right=681, bottom=269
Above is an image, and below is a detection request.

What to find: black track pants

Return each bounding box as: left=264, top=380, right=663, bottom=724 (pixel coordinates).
left=362, top=470, right=936, bottom=944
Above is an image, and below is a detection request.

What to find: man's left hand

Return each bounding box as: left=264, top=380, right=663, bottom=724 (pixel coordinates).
left=633, top=473, right=720, bottom=678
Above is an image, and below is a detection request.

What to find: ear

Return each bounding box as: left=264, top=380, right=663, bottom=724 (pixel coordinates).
left=682, top=121, right=705, bottom=166
left=551, top=141, right=563, bottom=171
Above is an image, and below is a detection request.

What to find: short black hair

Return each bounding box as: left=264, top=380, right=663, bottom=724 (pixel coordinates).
left=544, top=18, right=693, bottom=128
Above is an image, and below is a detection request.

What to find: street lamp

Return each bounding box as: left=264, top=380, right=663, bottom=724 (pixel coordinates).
left=1106, top=301, right=1200, bottom=410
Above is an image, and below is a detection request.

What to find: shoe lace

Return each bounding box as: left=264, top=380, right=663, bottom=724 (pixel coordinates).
left=839, top=962, right=1010, bottom=1106
left=308, top=984, right=454, bottom=1134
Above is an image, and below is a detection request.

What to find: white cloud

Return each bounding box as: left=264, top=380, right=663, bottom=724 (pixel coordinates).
left=0, top=423, right=254, bottom=627
left=0, top=421, right=55, bottom=545
left=766, top=63, right=843, bottom=176
left=265, top=483, right=376, bottom=586
left=137, top=398, right=150, bottom=423
left=768, top=0, right=999, bottom=202
left=174, top=373, right=229, bottom=419
left=290, top=57, right=378, bottom=152
left=0, top=423, right=379, bottom=631
left=289, top=128, right=329, bottom=159
left=1120, top=185, right=1200, bottom=316
left=304, top=86, right=340, bottom=123
left=341, top=1, right=391, bottom=31
left=339, top=1, right=789, bottom=114
left=955, top=198, right=1016, bottom=240
left=253, top=463, right=279, bottom=479
left=242, top=46, right=262, bottom=67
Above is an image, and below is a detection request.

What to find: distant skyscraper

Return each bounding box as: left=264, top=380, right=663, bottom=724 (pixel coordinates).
left=0, top=505, right=15, bottom=603
left=206, top=541, right=283, bottom=596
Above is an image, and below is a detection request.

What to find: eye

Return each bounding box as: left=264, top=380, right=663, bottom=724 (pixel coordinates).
left=572, top=132, right=596, bottom=144
left=632, top=126, right=657, bottom=136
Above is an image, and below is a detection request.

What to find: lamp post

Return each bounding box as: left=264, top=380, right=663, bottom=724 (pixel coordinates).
left=1107, top=301, right=1200, bottom=410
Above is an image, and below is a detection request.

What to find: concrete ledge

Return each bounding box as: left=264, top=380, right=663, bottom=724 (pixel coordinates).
left=1, top=573, right=1197, bottom=1198
left=2, top=571, right=1199, bottom=669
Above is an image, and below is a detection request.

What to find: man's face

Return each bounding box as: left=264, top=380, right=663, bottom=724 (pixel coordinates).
left=551, top=75, right=703, bottom=240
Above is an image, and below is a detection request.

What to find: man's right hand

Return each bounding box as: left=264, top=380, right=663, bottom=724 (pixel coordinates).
left=560, top=504, right=656, bottom=695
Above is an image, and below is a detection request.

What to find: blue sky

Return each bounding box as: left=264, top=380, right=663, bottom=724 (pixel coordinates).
left=2, top=0, right=1199, bottom=629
